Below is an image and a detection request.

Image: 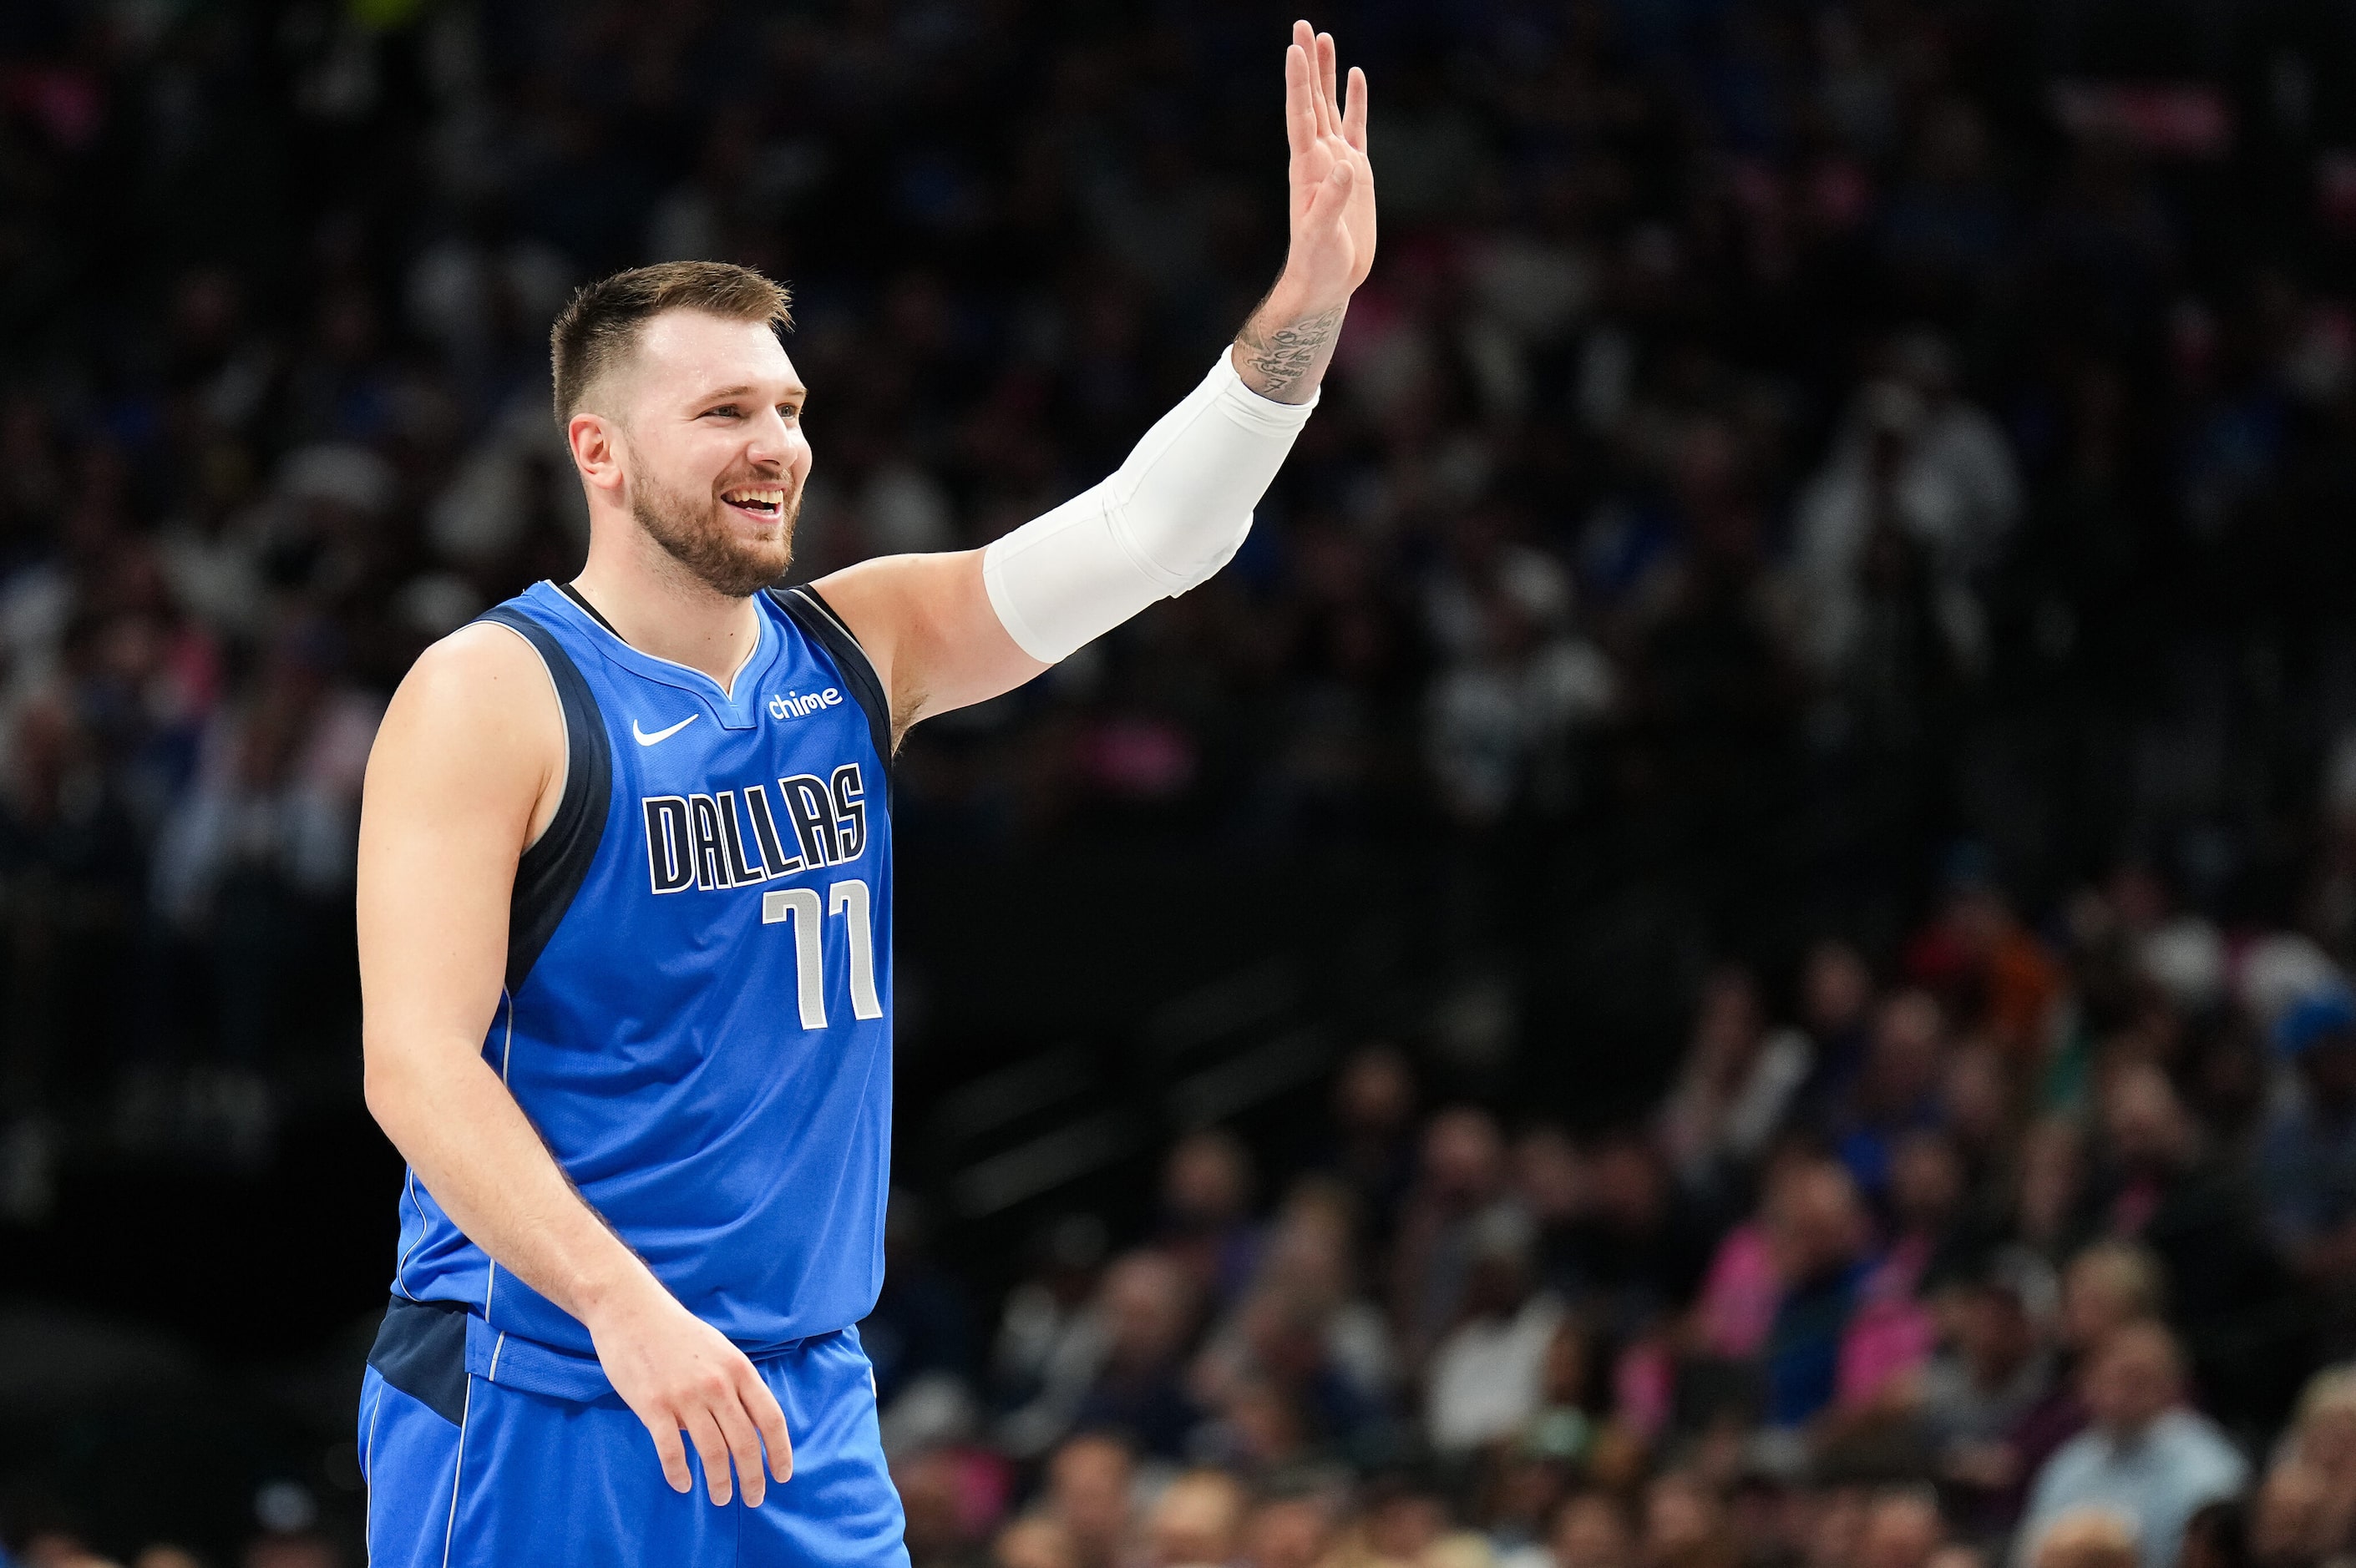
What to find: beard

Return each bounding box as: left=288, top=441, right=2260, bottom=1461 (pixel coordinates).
left=627, top=456, right=799, bottom=599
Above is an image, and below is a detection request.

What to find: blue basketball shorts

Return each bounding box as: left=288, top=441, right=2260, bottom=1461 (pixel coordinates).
left=357, top=1298, right=909, bottom=1568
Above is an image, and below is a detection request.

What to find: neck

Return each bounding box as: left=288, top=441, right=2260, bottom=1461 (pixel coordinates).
left=573, top=513, right=766, bottom=691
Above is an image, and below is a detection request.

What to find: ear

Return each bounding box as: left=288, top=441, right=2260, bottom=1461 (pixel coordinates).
left=567, top=410, right=627, bottom=498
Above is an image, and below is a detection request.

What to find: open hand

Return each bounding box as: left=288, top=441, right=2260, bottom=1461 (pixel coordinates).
left=587, top=1275, right=793, bottom=1506
left=1234, top=21, right=1376, bottom=402
left=1278, top=20, right=1375, bottom=315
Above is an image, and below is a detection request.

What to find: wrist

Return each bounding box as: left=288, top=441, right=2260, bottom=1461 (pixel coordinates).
left=1233, top=287, right=1349, bottom=405
left=572, top=1249, right=666, bottom=1329
left=1259, top=272, right=1348, bottom=330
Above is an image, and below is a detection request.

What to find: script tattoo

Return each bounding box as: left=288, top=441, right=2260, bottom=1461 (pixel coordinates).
left=1236, top=304, right=1345, bottom=401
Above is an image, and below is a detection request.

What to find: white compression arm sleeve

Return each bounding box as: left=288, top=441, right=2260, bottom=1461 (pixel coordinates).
left=981, top=351, right=1319, bottom=663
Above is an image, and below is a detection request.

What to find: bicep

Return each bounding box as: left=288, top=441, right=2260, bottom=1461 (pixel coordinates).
left=812, top=550, right=1051, bottom=736
left=357, top=628, right=561, bottom=1073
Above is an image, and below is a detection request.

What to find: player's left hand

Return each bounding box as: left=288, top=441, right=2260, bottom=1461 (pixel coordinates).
left=1272, top=18, right=1375, bottom=318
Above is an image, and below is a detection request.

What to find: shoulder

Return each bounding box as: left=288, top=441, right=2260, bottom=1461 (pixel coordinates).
left=369, top=621, right=565, bottom=798
left=2040, top=1428, right=2104, bottom=1479
left=2158, top=1411, right=2248, bottom=1477
left=403, top=619, right=560, bottom=701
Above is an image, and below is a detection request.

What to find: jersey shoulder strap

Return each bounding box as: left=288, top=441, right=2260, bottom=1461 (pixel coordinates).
left=476, top=603, right=615, bottom=991
left=770, top=584, right=892, bottom=772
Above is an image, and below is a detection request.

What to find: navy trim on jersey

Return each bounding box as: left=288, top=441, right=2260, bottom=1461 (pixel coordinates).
left=773, top=584, right=892, bottom=771
left=477, top=605, right=614, bottom=993
left=554, top=579, right=621, bottom=638
left=367, top=1295, right=469, bottom=1425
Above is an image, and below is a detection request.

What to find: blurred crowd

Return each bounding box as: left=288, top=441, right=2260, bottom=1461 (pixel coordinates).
left=8, top=0, right=2356, bottom=1560
left=846, top=920, right=2356, bottom=1568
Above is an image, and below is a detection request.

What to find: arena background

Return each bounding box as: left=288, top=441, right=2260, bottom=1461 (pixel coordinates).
left=6, top=0, right=2356, bottom=1562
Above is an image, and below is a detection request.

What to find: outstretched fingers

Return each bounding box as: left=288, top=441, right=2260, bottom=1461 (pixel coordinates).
left=1317, top=32, right=1340, bottom=132
left=1284, top=43, right=1316, bottom=161
left=1343, top=64, right=1368, bottom=150
left=1295, top=20, right=1332, bottom=139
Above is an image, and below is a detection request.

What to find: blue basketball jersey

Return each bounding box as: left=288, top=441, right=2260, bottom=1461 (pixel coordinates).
left=388, top=579, right=894, bottom=1359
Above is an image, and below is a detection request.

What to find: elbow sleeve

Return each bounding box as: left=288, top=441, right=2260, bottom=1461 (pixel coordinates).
left=982, top=352, right=1317, bottom=663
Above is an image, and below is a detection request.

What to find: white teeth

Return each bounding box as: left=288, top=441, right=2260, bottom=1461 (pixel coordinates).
left=723, top=488, right=785, bottom=508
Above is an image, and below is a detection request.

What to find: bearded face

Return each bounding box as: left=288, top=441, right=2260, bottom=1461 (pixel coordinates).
left=625, top=435, right=801, bottom=598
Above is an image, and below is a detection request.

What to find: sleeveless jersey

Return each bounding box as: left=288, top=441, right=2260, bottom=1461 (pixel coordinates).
left=388, top=579, right=894, bottom=1358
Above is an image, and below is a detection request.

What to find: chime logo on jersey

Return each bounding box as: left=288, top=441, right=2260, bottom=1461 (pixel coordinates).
left=642, top=762, right=869, bottom=893
left=769, top=687, right=842, bottom=721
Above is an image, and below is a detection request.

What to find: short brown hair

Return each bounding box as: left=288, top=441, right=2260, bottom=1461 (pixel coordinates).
left=549, top=260, right=793, bottom=423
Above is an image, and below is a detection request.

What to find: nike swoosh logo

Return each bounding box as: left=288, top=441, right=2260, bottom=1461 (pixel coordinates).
left=631, top=715, right=698, bottom=746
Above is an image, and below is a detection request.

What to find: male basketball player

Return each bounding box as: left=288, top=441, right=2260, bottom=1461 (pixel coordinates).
left=352, top=20, right=1371, bottom=1566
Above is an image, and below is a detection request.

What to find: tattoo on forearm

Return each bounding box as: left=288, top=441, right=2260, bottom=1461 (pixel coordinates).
left=1237, top=305, right=1345, bottom=398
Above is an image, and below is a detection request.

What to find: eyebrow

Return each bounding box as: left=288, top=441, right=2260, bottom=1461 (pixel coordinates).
left=695, top=382, right=808, bottom=402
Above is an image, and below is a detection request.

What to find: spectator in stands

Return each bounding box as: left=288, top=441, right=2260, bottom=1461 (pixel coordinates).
left=1553, top=1130, right=1715, bottom=1338
left=1660, top=968, right=1815, bottom=1205
left=1640, top=1470, right=1738, bottom=1568
left=1421, top=503, right=1613, bottom=825
left=2253, top=1364, right=2356, bottom=1562
left=1548, top=1490, right=1638, bottom=1568
left=1762, top=1159, right=1876, bottom=1428
left=2174, top=1500, right=2249, bottom=1568
left=1241, top=1490, right=1338, bottom=1568
left=2024, top=1509, right=2138, bottom=1568
left=1918, top=1254, right=2060, bottom=1528
left=1827, top=993, right=1949, bottom=1204
left=1854, top=1490, right=1946, bottom=1568
left=2010, top=1120, right=2088, bottom=1267
left=1070, top=1252, right=1204, bottom=1459
left=1979, top=1242, right=2163, bottom=1529
left=1329, top=1471, right=1457, bottom=1568
left=149, top=625, right=379, bottom=1069
left=1393, top=1107, right=1521, bottom=1371
left=1426, top=1206, right=1564, bottom=1457
left=1691, top=1141, right=1823, bottom=1368
left=1159, top=1129, right=1265, bottom=1313
left=1325, top=1045, right=1421, bottom=1249
left=1903, top=875, right=2062, bottom=1066
left=1941, top=1044, right=2014, bottom=1198
left=1880, top=1129, right=1979, bottom=1296
left=1796, top=943, right=1879, bottom=1120
left=1143, top=1470, right=1248, bottom=1568
left=2082, top=1062, right=2297, bottom=1424
left=995, top=1216, right=1113, bottom=1460
left=2016, top=1322, right=2247, bottom=1568
left=900, top=1447, right=990, bottom=1568
left=1194, top=1188, right=1394, bottom=1466
left=994, top=1515, right=1080, bottom=1568
left=1042, top=1433, right=1137, bottom=1568
left=2256, top=990, right=2356, bottom=1348
left=2247, top=1463, right=2336, bottom=1568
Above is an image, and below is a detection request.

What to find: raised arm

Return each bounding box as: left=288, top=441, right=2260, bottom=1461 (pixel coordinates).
left=357, top=625, right=791, bottom=1507
left=816, top=19, right=1374, bottom=736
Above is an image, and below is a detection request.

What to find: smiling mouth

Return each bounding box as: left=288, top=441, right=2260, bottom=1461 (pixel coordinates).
left=722, top=485, right=787, bottom=519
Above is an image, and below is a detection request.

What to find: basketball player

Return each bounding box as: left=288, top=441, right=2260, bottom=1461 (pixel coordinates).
left=353, top=20, right=1372, bottom=1565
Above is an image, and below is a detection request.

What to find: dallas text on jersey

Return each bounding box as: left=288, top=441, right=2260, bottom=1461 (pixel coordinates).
left=641, top=761, right=869, bottom=895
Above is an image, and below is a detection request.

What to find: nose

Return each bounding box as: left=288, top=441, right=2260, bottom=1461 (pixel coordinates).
left=745, top=409, right=786, bottom=463
left=744, top=406, right=803, bottom=471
